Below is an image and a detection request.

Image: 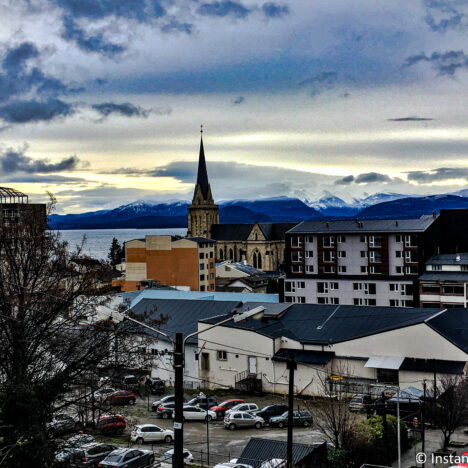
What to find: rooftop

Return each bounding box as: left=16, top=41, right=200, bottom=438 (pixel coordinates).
left=216, top=261, right=264, bottom=276
left=288, top=214, right=438, bottom=234
left=211, top=222, right=296, bottom=241
left=426, top=253, right=468, bottom=265
left=0, top=187, right=28, bottom=204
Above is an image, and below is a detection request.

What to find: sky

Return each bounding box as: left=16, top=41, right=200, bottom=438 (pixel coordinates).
left=1, top=0, right=468, bottom=213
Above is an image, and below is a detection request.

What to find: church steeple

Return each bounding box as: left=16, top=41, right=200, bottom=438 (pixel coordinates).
left=187, top=128, right=219, bottom=238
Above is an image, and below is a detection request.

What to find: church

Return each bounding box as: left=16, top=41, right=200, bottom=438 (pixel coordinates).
left=187, top=134, right=295, bottom=272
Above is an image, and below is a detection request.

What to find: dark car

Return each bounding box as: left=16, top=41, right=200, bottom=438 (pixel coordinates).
left=98, top=448, right=154, bottom=468
left=106, top=390, right=136, bottom=406
left=146, top=377, right=165, bottom=395
left=210, top=399, right=245, bottom=418
left=54, top=434, right=96, bottom=467
left=70, top=443, right=118, bottom=467
left=270, top=410, right=313, bottom=428
left=156, top=402, right=175, bottom=419
left=48, top=414, right=82, bottom=436
left=254, top=404, right=289, bottom=423
left=186, top=395, right=217, bottom=410
left=152, top=394, right=184, bottom=412
left=95, top=415, right=126, bottom=434
left=120, top=375, right=140, bottom=392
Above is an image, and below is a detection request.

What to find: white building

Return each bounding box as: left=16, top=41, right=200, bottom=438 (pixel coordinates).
left=419, top=253, right=468, bottom=308
left=197, top=304, right=468, bottom=396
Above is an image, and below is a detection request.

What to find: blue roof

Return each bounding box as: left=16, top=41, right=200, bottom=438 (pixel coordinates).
left=128, top=288, right=278, bottom=308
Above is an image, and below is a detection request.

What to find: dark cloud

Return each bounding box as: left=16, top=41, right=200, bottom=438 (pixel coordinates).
left=91, top=102, right=169, bottom=118
left=54, top=0, right=166, bottom=21
left=161, top=18, right=194, bottom=34
left=404, top=50, right=468, bottom=76
left=0, top=147, right=85, bottom=174
left=2, top=42, right=39, bottom=71
left=62, top=17, right=125, bottom=57
left=198, top=1, right=251, bottom=18
left=388, top=116, right=434, bottom=121
left=299, top=71, right=338, bottom=97
left=262, top=2, right=289, bottom=18
left=406, top=167, right=468, bottom=183
left=335, top=172, right=392, bottom=185
left=232, top=96, right=245, bottom=104
left=424, top=0, right=464, bottom=33
left=0, top=99, right=73, bottom=123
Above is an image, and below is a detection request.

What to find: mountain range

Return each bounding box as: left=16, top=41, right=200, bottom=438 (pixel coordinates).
left=49, top=190, right=468, bottom=230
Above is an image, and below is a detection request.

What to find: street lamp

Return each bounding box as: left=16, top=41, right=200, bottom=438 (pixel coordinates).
left=103, top=305, right=265, bottom=467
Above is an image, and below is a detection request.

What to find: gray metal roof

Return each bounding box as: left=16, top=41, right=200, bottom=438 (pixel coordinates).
left=426, top=253, right=468, bottom=265
left=211, top=222, right=296, bottom=241
left=288, top=214, right=438, bottom=234
left=419, top=272, right=468, bottom=282
left=185, top=237, right=216, bottom=243
left=217, top=261, right=264, bottom=276
left=236, top=438, right=326, bottom=468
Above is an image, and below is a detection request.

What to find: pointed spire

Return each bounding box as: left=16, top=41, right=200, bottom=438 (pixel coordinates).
left=196, top=128, right=210, bottom=200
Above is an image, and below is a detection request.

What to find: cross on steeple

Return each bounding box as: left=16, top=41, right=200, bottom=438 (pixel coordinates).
left=200, top=124, right=203, bottom=134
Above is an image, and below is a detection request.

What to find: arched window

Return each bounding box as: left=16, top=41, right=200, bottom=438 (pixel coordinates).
left=255, top=233, right=258, bottom=241
left=257, top=252, right=262, bottom=269
left=219, top=248, right=224, bottom=260
left=253, top=252, right=257, bottom=269
left=229, top=248, right=234, bottom=260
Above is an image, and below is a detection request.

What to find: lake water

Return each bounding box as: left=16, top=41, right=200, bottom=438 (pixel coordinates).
left=57, top=228, right=187, bottom=260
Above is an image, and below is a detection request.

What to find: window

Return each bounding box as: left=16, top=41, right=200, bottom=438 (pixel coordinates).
left=360, top=235, right=367, bottom=243
left=461, top=265, right=468, bottom=271
left=360, top=251, right=368, bottom=258
left=338, top=266, right=347, bottom=273
left=317, top=282, right=328, bottom=294
left=369, top=251, right=382, bottom=263
left=291, top=265, right=303, bottom=273
left=396, top=235, right=403, bottom=243
left=389, top=299, right=400, bottom=307
left=209, top=262, right=214, bottom=268
left=199, top=253, right=204, bottom=259
left=200, top=274, right=205, bottom=281
left=318, top=297, right=339, bottom=304
left=405, top=266, right=418, bottom=274
left=405, top=235, right=417, bottom=247
left=401, top=284, right=413, bottom=295
left=354, top=298, right=376, bottom=306
left=317, top=297, right=327, bottom=304
left=432, top=265, right=442, bottom=271
left=395, top=251, right=402, bottom=258
left=307, top=236, right=314, bottom=243
left=396, top=266, right=403, bottom=274
left=360, top=266, right=368, bottom=273
left=210, top=284, right=215, bottom=290
left=306, top=265, right=314, bottom=273
left=297, top=281, right=305, bottom=289
left=323, top=251, right=335, bottom=262
left=210, top=273, right=214, bottom=279
left=199, top=263, right=204, bottom=270
left=217, top=350, right=227, bottom=361
left=337, top=235, right=346, bottom=243
left=442, top=285, right=464, bottom=295
left=367, top=283, right=376, bottom=295
left=201, top=353, right=210, bottom=371
left=285, top=296, right=294, bottom=303
left=291, top=236, right=303, bottom=247
left=421, top=284, right=438, bottom=294
left=337, top=250, right=346, bottom=258
left=305, top=250, right=314, bottom=258
left=292, top=251, right=303, bottom=262
left=323, top=236, right=335, bottom=248
left=200, top=285, right=205, bottom=291
left=297, top=296, right=306, bottom=303
left=323, top=265, right=335, bottom=273
left=285, top=281, right=295, bottom=292
left=405, top=251, right=418, bottom=263
left=368, top=235, right=382, bottom=247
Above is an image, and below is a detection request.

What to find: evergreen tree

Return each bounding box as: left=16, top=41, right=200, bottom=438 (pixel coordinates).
left=108, top=237, right=123, bottom=266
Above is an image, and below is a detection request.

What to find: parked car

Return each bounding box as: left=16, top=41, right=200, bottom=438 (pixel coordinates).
left=156, top=402, right=175, bottom=419
left=105, top=390, right=136, bottom=406
left=349, top=395, right=373, bottom=412
left=146, top=377, right=165, bottom=395
left=270, top=410, right=313, bottom=428
left=259, top=459, right=286, bottom=468
left=254, top=404, right=288, bottom=423
left=95, top=415, right=126, bottom=434
left=97, top=448, right=154, bottom=467
left=54, top=434, right=96, bottom=467
left=214, top=462, right=253, bottom=468
left=93, top=388, right=116, bottom=402
left=160, top=448, right=194, bottom=465
left=225, top=403, right=259, bottom=417
left=185, top=395, right=217, bottom=410
left=130, top=424, right=174, bottom=444
left=224, top=411, right=264, bottom=430
left=210, top=399, right=245, bottom=418
left=69, top=443, right=118, bottom=467
left=120, top=374, right=140, bottom=392
left=48, top=414, right=81, bottom=436
left=152, top=394, right=187, bottom=412
left=178, top=406, right=217, bottom=421
left=60, top=434, right=96, bottom=448
left=457, top=451, right=468, bottom=467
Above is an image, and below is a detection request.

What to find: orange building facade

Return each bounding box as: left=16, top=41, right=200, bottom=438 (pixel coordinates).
left=115, top=236, right=216, bottom=292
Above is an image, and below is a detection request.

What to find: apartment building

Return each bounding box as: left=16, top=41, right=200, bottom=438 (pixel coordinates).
left=283, top=210, right=468, bottom=307
left=419, top=253, right=468, bottom=308
left=115, top=235, right=216, bottom=292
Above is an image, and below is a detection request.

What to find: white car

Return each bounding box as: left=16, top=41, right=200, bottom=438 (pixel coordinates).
left=214, top=462, right=253, bottom=468
left=93, top=387, right=115, bottom=401
left=130, top=424, right=174, bottom=444
left=177, top=405, right=217, bottom=421
left=225, top=403, right=259, bottom=417
left=259, top=460, right=286, bottom=468
left=161, top=448, right=194, bottom=465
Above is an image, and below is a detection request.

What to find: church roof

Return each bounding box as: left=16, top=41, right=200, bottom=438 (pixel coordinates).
left=211, top=222, right=297, bottom=241
left=196, top=136, right=210, bottom=199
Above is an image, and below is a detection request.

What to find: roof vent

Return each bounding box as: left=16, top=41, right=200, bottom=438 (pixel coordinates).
left=456, top=254, right=461, bottom=262
left=395, top=221, right=399, bottom=227
left=326, top=222, right=329, bottom=228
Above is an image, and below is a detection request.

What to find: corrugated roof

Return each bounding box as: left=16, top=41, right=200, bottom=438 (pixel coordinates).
left=217, top=261, right=264, bottom=276
left=185, top=237, right=216, bottom=243
left=236, top=438, right=326, bottom=468
left=201, top=304, right=443, bottom=345
left=288, top=214, right=437, bottom=234
left=426, top=253, right=468, bottom=265
left=419, top=272, right=468, bottom=281
left=273, top=348, right=334, bottom=365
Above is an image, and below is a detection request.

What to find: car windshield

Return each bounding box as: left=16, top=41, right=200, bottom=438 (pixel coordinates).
left=105, top=454, right=122, bottom=462
left=280, top=411, right=288, bottom=417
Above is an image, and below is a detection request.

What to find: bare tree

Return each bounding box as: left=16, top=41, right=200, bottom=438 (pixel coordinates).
left=426, top=375, right=468, bottom=451
left=0, top=200, right=154, bottom=467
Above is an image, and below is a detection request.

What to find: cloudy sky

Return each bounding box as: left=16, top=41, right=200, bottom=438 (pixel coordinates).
left=1, top=0, right=468, bottom=213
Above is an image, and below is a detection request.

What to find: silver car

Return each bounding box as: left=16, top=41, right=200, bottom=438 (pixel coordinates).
left=224, top=411, right=264, bottom=430
left=225, top=403, right=259, bottom=417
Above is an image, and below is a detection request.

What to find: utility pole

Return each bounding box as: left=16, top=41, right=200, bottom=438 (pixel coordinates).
left=173, top=332, right=184, bottom=468
left=287, top=357, right=296, bottom=468
left=421, top=380, right=426, bottom=468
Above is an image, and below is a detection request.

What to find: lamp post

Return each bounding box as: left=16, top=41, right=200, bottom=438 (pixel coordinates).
left=104, top=305, right=265, bottom=468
